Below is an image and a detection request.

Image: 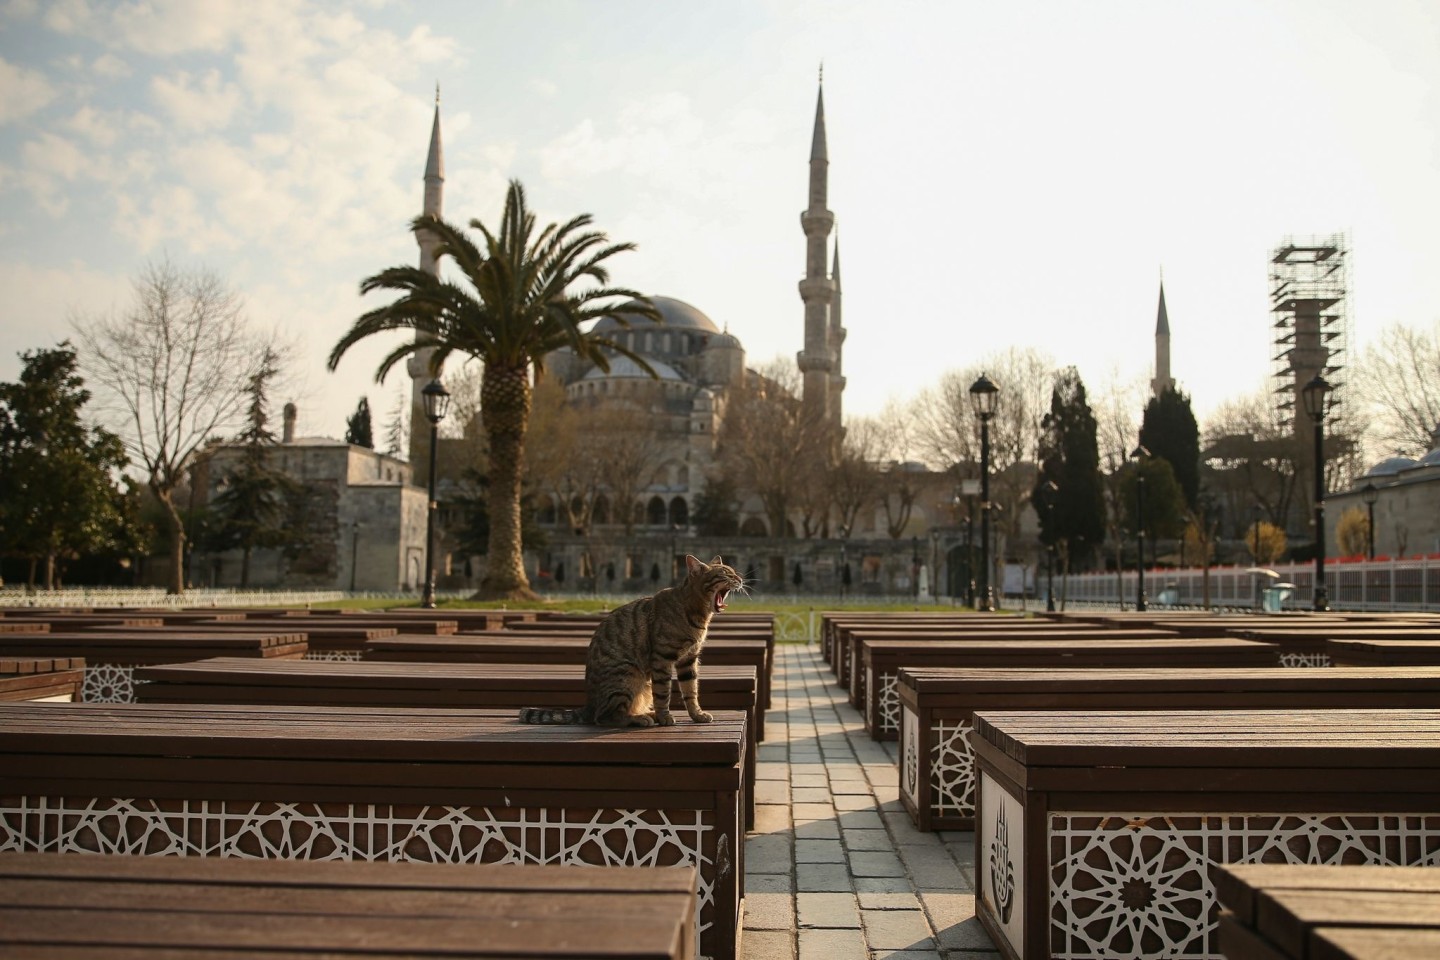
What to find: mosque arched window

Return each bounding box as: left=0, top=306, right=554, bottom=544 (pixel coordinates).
left=633, top=501, right=646, bottom=526
left=539, top=496, right=557, bottom=525
left=647, top=496, right=666, bottom=526
left=593, top=495, right=610, bottom=525
left=669, top=497, right=689, bottom=527
left=740, top=518, right=768, bottom=537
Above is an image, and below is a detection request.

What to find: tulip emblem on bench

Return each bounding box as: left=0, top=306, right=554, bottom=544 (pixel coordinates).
left=989, top=804, right=1016, bottom=924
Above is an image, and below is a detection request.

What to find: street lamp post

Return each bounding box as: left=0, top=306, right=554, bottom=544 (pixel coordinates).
left=1361, top=481, right=1378, bottom=561
left=1302, top=374, right=1331, bottom=611
left=969, top=373, right=999, bottom=612
left=1040, top=479, right=1058, bottom=613
left=839, top=526, right=849, bottom=601
left=1130, top=444, right=1150, bottom=613
left=420, top=379, right=451, bottom=609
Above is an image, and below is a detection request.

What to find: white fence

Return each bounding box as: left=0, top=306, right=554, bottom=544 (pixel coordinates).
left=1058, top=556, right=1440, bottom=612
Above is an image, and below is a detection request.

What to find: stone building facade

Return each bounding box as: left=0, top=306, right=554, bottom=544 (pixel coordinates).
left=1326, top=424, right=1440, bottom=559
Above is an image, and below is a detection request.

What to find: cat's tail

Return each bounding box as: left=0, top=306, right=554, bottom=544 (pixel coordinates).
left=517, top=706, right=590, bottom=724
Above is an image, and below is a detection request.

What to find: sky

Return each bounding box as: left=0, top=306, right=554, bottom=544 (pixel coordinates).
left=1, top=0, right=1437, bottom=454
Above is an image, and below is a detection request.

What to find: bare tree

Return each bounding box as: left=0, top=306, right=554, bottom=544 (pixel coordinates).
left=74, top=259, right=275, bottom=594
left=1351, top=319, right=1440, bottom=458
left=831, top=416, right=886, bottom=537
left=718, top=358, right=827, bottom=538
left=912, top=346, right=1055, bottom=552
left=590, top=403, right=668, bottom=537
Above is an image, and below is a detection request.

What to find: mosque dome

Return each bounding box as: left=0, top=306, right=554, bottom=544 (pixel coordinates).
left=1419, top=447, right=1440, bottom=467
left=592, top=296, right=720, bottom=334
left=705, top=331, right=742, bottom=350
left=582, top=355, right=683, bottom=381
left=1364, top=456, right=1419, bottom=477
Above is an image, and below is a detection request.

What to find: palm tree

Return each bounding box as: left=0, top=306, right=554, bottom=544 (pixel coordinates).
left=328, top=180, right=659, bottom=600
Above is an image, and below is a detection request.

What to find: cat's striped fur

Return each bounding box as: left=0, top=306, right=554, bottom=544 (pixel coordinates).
left=519, top=555, right=744, bottom=727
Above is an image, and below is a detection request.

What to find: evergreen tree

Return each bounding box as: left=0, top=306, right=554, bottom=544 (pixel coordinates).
left=1118, top=455, right=1188, bottom=542
left=0, top=343, right=134, bottom=588
left=1139, top=386, right=1201, bottom=509
left=209, top=350, right=299, bottom=586
left=1032, top=368, right=1106, bottom=568
left=692, top=474, right=740, bottom=537
left=345, top=396, right=374, bottom=448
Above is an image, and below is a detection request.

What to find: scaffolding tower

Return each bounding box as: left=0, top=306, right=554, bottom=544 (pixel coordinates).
left=1270, top=234, right=1349, bottom=429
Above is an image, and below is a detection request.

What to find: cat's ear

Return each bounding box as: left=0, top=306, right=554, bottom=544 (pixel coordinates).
left=685, top=555, right=704, bottom=576
left=710, top=555, right=724, bottom=567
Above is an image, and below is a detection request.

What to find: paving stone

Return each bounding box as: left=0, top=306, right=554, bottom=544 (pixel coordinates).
left=854, top=876, right=917, bottom=894
left=920, top=892, right=997, bottom=950
left=834, top=793, right=880, bottom=812
left=756, top=762, right=790, bottom=781
left=791, top=786, right=833, bottom=804
left=861, top=909, right=935, bottom=950
left=842, top=828, right=893, bottom=851
left=849, top=850, right=907, bottom=877
left=792, top=802, right=836, bottom=821
left=795, top=838, right=845, bottom=863
left=744, top=891, right=796, bottom=930
left=747, top=872, right=794, bottom=893
left=758, top=744, right=789, bottom=763
left=827, top=779, right=874, bottom=795
left=755, top=780, right=792, bottom=805
left=746, top=833, right=793, bottom=871
left=796, top=892, right=861, bottom=928
left=753, top=804, right=793, bottom=834
left=790, top=772, right=828, bottom=787
left=898, top=846, right=968, bottom=891
left=797, top=927, right=866, bottom=960
left=869, top=950, right=942, bottom=960
left=835, top=810, right=885, bottom=829
left=796, top=862, right=854, bottom=892
left=792, top=819, right=841, bottom=840
left=740, top=928, right=795, bottom=960
left=858, top=891, right=923, bottom=911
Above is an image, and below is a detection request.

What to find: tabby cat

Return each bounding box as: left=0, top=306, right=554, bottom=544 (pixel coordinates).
left=519, top=555, right=745, bottom=727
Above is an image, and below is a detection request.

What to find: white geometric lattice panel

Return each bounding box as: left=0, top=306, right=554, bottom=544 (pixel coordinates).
left=877, top=673, right=900, bottom=735
left=1048, top=812, right=1440, bottom=959
left=930, top=719, right=976, bottom=822
left=81, top=664, right=138, bottom=703
left=0, top=797, right=719, bottom=938
left=303, top=651, right=364, bottom=662
left=1277, top=652, right=1332, bottom=668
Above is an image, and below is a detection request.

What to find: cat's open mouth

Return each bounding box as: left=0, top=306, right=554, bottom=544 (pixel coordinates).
left=714, top=589, right=730, bottom=613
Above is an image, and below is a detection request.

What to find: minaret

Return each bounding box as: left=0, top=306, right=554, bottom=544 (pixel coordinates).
left=828, top=237, right=846, bottom=429
left=796, top=74, right=835, bottom=429
left=1151, top=279, right=1175, bottom=397
left=408, top=87, right=445, bottom=478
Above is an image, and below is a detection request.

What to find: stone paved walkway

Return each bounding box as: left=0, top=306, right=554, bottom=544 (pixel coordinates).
left=741, top=643, right=1001, bottom=960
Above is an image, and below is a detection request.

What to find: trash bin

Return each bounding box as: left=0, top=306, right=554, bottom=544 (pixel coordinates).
left=1261, top=582, right=1296, bottom=612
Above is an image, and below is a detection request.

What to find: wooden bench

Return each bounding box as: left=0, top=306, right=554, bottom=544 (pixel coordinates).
left=971, top=708, right=1440, bottom=960
left=819, top=613, right=1023, bottom=670
left=898, top=665, right=1440, bottom=831
left=0, top=631, right=307, bottom=702
left=841, top=626, right=1181, bottom=712
left=134, top=656, right=761, bottom=829
left=0, top=851, right=698, bottom=959
left=0, top=702, right=746, bottom=960
left=88, top=621, right=401, bottom=661
left=1328, top=637, right=1440, bottom=666
left=1234, top=626, right=1440, bottom=667
left=0, top=656, right=84, bottom=702
left=1213, top=863, right=1440, bottom=960
left=861, top=636, right=1277, bottom=740
left=368, top=634, right=772, bottom=728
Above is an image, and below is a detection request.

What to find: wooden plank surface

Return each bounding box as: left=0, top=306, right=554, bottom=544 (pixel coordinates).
left=1215, top=864, right=1440, bottom=960
left=0, top=701, right=746, bottom=766
left=0, top=851, right=693, bottom=960
left=900, top=665, right=1440, bottom=695
left=973, top=708, right=1440, bottom=768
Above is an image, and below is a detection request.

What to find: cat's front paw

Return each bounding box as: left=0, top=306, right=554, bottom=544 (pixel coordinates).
left=628, top=714, right=656, bottom=728
left=688, top=710, right=714, bottom=723
left=654, top=711, right=676, bottom=727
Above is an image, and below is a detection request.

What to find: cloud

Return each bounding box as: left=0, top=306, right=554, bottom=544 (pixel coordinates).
left=150, top=69, right=243, bottom=131
left=540, top=93, right=704, bottom=182
left=65, top=105, right=122, bottom=146
left=0, top=55, right=57, bottom=123
left=91, top=53, right=130, bottom=79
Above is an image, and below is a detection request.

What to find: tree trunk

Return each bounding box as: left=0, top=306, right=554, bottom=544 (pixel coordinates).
left=475, top=362, right=537, bottom=601
left=43, top=552, right=55, bottom=590
left=155, top=485, right=186, bottom=595
left=240, top=547, right=251, bottom=588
